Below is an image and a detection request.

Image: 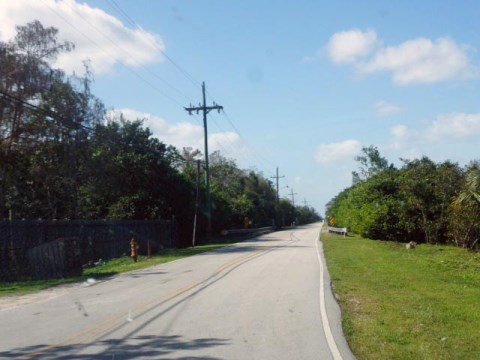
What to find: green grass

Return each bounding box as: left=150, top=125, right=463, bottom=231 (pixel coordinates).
left=0, top=241, right=236, bottom=298
left=322, top=233, right=480, bottom=360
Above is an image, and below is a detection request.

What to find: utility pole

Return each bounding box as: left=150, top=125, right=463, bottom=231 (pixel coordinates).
left=289, top=188, right=298, bottom=226
left=270, top=167, right=285, bottom=228
left=192, top=160, right=200, bottom=247
left=289, top=188, right=298, bottom=207
left=270, top=167, right=285, bottom=206
left=303, top=198, right=309, bottom=207
left=185, top=82, right=223, bottom=239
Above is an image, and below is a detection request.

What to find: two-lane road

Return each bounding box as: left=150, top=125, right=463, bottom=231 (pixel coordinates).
left=0, top=223, right=355, bottom=359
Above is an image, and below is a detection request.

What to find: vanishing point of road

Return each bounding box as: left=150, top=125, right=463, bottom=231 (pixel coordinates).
left=0, top=222, right=355, bottom=359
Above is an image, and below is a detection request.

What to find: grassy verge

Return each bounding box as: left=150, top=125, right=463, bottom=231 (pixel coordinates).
left=0, top=241, right=237, bottom=298
left=322, top=232, right=480, bottom=360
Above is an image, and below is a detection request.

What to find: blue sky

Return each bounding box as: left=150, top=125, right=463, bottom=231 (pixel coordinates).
left=1, top=0, right=480, bottom=213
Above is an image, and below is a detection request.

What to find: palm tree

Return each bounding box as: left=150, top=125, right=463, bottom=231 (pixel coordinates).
left=454, top=168, right=480, bottom=208
left=452, top=166, right=480, bottom=249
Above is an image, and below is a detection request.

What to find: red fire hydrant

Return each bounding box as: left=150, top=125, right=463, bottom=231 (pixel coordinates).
left=130, top=238, right=139, bottom=263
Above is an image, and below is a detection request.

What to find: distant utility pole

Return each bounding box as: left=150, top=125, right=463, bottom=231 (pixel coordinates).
left=270, top=167, right=285, bottom=206
left=289, top=188, right=298, bottom=224
left=289, top=188, right=298, bottom=207
left=270, top=167, right=285, bottom=228
left=303, top=198, right=309, bottom=207
left=185, top=82, right=223, bottom=239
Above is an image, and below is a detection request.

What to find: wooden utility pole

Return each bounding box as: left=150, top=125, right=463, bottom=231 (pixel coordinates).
left=289, top=188, right=298, bottom=225
left=192, top=160, right=200, bottom=247
left=270, top=167, right=285, bottom=228
left=270, top=167, right=285, bottom=206
left=185, top=82, right=223, bottom=239
left=289, top=188, right=298, bottom=207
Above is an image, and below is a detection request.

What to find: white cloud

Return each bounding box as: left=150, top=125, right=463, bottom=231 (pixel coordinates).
left=389, top=112, right=480, bottom=150
left=326, top=29, right=377, bottom=63
left=428, top=112, right=480, bottom=141
left=109, top=109, right=249, bottom=161
left=360, top=37, right=476, bottom=85
left=324, top=29, right=479, bottom=85
left=314, top=139, right=361, bottom=165
left=390, top=124, right=410, bottom=140
left=374, top=100, right=404, bottom=116
left=389, top=124, right=417, bottom=149
left=0, top=0, right=164, bottom=74
left=209, top=132, right=249, bottom=159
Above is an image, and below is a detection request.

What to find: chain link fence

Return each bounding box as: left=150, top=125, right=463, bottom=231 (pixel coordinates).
left=0, top=219, right=175, bottom=280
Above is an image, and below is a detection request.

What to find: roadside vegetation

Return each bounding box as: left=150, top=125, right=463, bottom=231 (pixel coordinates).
left=326, top=146, right=480, bottom=249
left=0, top=20, right=320, bottom=247
left=324, top=146, right=480, bottom=358
left=0, top=241, right=236, bottom=297
left=323, top=232, right=480, bottom=359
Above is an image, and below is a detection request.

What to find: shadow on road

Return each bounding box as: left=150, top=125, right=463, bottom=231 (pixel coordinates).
left=0, top=334, right=228, bottom=359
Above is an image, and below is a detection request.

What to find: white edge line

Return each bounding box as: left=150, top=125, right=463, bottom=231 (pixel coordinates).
left=316, top=223, right=343, bottom=360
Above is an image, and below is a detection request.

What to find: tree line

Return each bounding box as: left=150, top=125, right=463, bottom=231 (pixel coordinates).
left=0, top=21, right=320, bottom=245
left=326, top=146, right=480, bottom=249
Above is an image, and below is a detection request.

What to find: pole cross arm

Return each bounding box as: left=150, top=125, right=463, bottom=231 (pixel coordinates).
left=184, top=105, right=223, bottom=115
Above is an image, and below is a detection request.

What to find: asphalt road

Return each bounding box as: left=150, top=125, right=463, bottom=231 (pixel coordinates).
left=0, top=222, right=355, bottom=359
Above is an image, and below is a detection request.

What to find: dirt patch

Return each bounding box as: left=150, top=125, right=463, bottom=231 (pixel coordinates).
left=0, top=283, right=78, bottom=311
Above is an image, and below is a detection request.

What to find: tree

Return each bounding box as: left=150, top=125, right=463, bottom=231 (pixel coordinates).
left=450, top=163, right=480, bottom=249
left=295, top=206, right=321, bottom=225
left=352, top=145, right=389, bottom=184
left=78, top=118, right=185, bottom=220
left=328, top=147, right=464, bottom=244
left=0, top=21, right=101, bottom=219
left=180, top=147, right=201, bottom=181
left=397, top=158, right=461, bottom=243
left=278, top=198, right=295, bottom=226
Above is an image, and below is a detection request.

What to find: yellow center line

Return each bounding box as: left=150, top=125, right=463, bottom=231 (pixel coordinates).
left=26, top=242, right=280, bottom=358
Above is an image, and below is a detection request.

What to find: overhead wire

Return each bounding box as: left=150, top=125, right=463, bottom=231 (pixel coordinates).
left=0, top=91, right=94, bottom=132
left=101, top=0, right=249, bottom=162
left=58, top=0, right=196, bottom=105
left=207, top=111, right=254, bottom=166
left=39, top=0, right=187, bottom=109
left=221, top=109, right=277, bottom=171
left=104, top=0, right=202, bottom=88
left=0, top=91, right=204, bottom=166
left=100, top=0, right=266, bottom=167
left=203, top=86, right=277, bottom=173
left=43, top=0, right=278, bottom=173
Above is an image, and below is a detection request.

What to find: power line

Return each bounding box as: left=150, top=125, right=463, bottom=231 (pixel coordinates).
left=40, top=0, right=186, bottom=108
left=0, top=90, right=205, bottom=165
left=101, top=1, right=263, bottom=168
left=44, top=0, right=277, bottom=175
left=207, top=111, right=253, bottom=165
left=205, top=86, right=277, bottom=171
left=60, top=0, right=196, bottom=105
left=0, top=91, right=93, bottom=132
left=105, top=0, right=137, bottom=28
left=222, top=109, right=276, bottom=172
left=104, top=0, right=202, bottom=89
left=44, top=0, right=247, bottom=163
